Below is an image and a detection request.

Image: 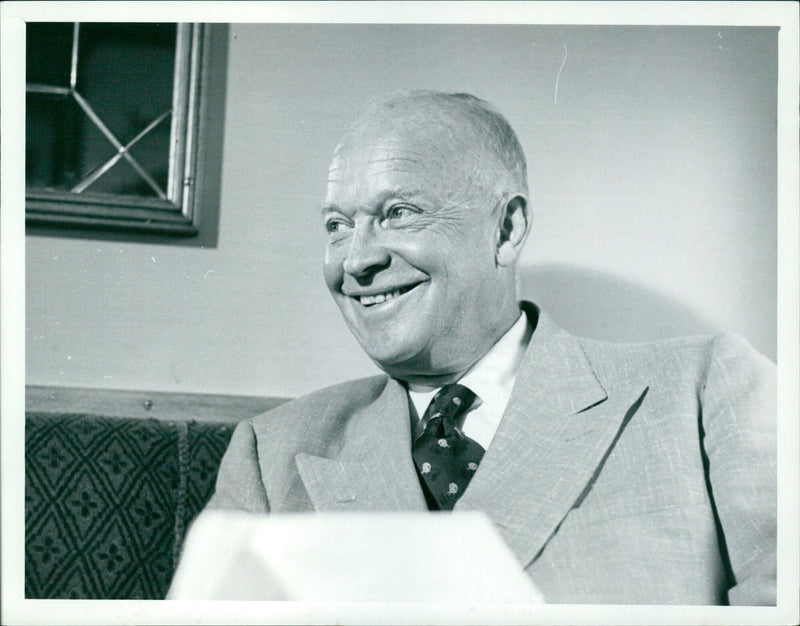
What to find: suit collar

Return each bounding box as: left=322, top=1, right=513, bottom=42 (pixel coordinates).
left=457, top=305, right=647, bottom=568
left=295, top=377, right=428, bottom=512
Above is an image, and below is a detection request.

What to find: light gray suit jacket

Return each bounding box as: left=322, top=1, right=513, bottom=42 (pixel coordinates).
left=206, top=304, right=776, bottom=605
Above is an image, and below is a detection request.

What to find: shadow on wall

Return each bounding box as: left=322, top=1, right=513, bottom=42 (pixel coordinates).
left=521, top=264, right=720, bottom=345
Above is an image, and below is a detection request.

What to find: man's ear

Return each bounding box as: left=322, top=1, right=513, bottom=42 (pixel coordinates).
left=495, top=194, right=530, bottom=266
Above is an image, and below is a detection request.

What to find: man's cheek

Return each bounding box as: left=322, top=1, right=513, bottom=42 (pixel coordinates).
left=322, top=251, right=343, bottom=291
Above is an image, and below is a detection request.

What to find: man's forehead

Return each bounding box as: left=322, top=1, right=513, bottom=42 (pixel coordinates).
left=327, top=143, right=429, bottom=180
left=324, top=107, right=500, bottom=208
left=327, top=120, right=465, bottom=178
left=325, top=150, right=438, bottom=209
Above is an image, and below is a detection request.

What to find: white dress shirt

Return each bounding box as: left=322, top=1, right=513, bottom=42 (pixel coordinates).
left=407, top=311, right=532, bottom=450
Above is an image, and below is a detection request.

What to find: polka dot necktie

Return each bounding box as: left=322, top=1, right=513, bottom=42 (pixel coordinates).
left=411, top=383, right=484, bottom=510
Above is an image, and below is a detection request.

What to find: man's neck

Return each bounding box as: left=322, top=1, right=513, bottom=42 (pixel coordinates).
left=400, top=308, right=525, bottom=391
left=406, top=311, right=532, bottom=450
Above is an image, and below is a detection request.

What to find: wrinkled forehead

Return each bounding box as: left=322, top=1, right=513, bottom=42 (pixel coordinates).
left=329, top=136, right=437, bottom=181
left=326, top=146, right=436, bottom=214
left=326, top=120, right=482, bottom=201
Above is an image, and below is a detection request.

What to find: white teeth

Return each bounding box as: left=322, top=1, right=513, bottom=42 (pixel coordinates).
left=359, top=288, right=403, bottom=306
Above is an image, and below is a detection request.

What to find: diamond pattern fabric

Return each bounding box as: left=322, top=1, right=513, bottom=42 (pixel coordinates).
left=25, top=413, right=234, bottom=599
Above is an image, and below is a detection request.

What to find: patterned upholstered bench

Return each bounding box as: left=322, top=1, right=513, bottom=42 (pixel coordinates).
left=25, top=387, right=287, bottom=599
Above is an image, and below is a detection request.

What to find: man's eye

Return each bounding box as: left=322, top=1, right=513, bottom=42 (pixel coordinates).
left=386, top=205, right=415, bottom=220
left=325, top=220, right=346, bottom=234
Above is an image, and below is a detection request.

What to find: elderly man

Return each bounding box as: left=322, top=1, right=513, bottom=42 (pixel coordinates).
left=205, top=91, right=776, bottom=604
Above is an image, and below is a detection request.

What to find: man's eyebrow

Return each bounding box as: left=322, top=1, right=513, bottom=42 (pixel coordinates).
left=375, top=187, right=425, bottom=204
left=320, top=205, right=342, bottom=217
left=367, top=156, right=421, bottom=164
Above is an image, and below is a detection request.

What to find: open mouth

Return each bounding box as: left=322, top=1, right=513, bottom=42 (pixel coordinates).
left=351, top=283, right=421, bottom=307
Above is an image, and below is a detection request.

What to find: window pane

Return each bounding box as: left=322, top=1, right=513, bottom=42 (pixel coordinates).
left=26, top=92, right=83, bottom=191
left=126, top=118, right=172, bottom=193
left=82, top=158, right=160, bottom=197
left=76, top=24, right=176, bottom=143
left=85, top=116, right=172, bottom=198
left=26, top=23, right=177, bottom=200
left=25, top=22, right=227, bottom=242
left=27, top=23, right=74, bottom=86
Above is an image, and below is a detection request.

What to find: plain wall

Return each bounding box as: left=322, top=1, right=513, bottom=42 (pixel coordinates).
left=26, top=24, right=777, bottom=398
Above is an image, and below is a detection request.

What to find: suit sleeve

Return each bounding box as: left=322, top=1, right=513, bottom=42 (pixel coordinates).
left=700, top=334, right=777, bottom=605
left=205, top=419, right=270, bottom=514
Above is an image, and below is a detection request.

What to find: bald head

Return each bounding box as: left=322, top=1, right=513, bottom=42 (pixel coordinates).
left=333, top=91, right=528, bottom=208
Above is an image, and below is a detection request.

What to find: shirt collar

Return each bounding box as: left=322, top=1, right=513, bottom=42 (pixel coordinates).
left=406, top=310, right=531, bottom=419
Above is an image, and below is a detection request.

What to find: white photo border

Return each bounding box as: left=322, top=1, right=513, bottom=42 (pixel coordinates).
left=2, top=2, right=797, bottom=625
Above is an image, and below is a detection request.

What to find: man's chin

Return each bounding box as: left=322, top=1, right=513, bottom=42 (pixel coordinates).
left=361, top=342, right=424, bottom=373
left=342, top=312, right=425, bottom=360
left=362, top=340, right=440, bottom=377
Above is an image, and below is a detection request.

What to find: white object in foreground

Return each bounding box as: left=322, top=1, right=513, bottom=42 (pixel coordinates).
left=168, top=510, right=544, bottom=603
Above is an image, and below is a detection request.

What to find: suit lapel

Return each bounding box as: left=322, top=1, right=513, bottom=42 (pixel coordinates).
left=457, top=310, right=648, bottom=569
left=294, top=306, right=648, bottom=569
left=295, top=377, right=428, bottom=512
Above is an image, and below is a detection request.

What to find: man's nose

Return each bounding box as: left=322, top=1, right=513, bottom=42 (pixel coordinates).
left=342, top=222, right=390, bottom=278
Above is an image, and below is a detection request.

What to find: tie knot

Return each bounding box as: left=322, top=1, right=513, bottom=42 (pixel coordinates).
left=418, top=383, right=477, bottom=433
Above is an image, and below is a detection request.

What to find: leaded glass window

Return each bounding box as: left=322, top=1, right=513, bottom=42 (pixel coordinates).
left=26, top=22, right=226, bottom=241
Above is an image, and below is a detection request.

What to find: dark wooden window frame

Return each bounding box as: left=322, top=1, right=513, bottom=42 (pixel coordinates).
left=25, top=23, right=227, bottom=245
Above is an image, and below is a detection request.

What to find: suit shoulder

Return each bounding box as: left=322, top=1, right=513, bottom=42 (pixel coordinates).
left=578, top=330, right=764, bottom=359
left=576, top=332, right=773, bottom=387
left=247, top=374, right=390, bottom=431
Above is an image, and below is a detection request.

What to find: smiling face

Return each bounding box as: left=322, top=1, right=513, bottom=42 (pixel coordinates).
left=322, top=100, right=525, bottom=384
